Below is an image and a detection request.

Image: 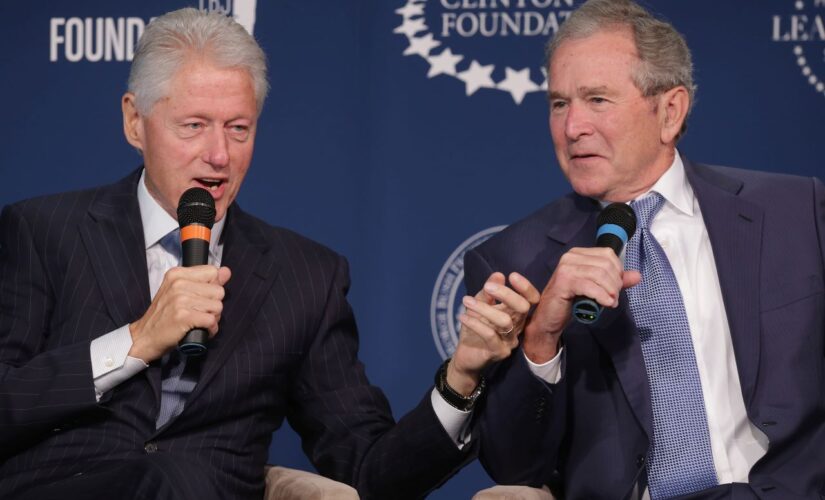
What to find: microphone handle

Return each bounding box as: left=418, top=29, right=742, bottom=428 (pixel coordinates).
left=572, top=296, right=603, bottom=324
left=178, top=235, right=211, bottom=356
left=571, top=231, right=626, bottom=325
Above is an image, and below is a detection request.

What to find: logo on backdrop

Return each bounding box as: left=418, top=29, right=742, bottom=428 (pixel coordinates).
left=772, top=0, right=825, bottom=98
left=200, top=0, right=257, bottom=35
left=395, top=0, right=582, bottom=104
left=49, top=0, right=258, bottom=63
left=430, top=225, right=506, bottom=360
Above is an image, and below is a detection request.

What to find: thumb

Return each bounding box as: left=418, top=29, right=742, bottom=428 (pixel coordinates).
left=218, top=266, right=232, bottom=286
left=622, top=270, right=641, bottom=289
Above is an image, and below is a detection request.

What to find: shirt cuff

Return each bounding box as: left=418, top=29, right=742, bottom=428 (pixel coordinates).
left=90, top=326, right=149, bottom=400
left=524, top=347, right=564, bottom=384
left=430, top=388, right=472, bottom=450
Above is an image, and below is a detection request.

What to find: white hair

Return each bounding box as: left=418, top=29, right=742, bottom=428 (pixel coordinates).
left=128, top=7, right=269, bottom=115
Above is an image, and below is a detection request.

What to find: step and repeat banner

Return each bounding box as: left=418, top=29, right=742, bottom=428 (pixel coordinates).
left=1, top=1, right=823, bottom=497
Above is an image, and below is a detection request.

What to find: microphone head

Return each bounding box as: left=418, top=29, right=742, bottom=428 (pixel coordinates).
left=595, top=203, right=637, bottom=255
left=597, top=202, right=637, bottom=237
left=177, top=187, right=216, bottom=229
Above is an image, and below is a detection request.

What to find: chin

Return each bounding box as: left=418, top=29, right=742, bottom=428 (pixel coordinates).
left=568, top=178, right=607, bottom=200
left=214, top=207, right=228, bottom=222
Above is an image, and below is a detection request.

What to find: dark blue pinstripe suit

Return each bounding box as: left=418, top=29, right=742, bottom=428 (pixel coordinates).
left=0, top=169, right=468, bottom=499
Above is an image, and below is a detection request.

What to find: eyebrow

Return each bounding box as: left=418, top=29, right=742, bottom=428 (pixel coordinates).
left=549, top=85, right=613, bottom=100
left=579, top=85, right=610, bottom=97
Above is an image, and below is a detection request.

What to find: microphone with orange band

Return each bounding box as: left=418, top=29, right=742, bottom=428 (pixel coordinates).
left=176, top=187, right=217, bottom=356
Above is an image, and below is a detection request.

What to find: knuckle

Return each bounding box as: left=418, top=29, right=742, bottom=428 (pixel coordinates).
left=598, top=247, right=613, bottom=256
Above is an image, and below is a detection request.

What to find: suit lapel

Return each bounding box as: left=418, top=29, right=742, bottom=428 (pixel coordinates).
left=587, top=300, right=654, bottom=439
left=179, top=205, right=281, bottom=408
left=545, top=195, right=654, bottom=438
left=78, top=170, right=162, bottom=401
left=80, top=171, right=151, bottom=334
left=685, top=160, right=763, bottom=407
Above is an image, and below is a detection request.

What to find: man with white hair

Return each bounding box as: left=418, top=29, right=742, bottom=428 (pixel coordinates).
left=0, top=8, right=531, bottom=499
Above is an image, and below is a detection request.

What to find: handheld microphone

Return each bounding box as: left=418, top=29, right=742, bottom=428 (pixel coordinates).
left=176, top=187, right=217, bottom=356
left=572, top=203, right=637, bottom=324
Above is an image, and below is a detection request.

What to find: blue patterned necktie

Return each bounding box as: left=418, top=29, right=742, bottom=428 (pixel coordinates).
left=155, top=229, right=198, bottom=429
left=624, top=193, right=718, bottom=499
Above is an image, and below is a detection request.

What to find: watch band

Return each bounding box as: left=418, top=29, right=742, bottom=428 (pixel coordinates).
left=434, top=358, right=485, bottom=412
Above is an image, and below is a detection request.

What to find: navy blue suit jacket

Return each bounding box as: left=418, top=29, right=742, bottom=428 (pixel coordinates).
left=466, top=160, right=825, bottom=499
left=0, top=170, right=468, bottom=499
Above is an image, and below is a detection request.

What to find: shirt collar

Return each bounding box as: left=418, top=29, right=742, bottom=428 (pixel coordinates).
left=597, top=150, right=694, bottom=216
left=137, top=169, right=225, bottom=258
left=646, top=150, right=694, bottom=216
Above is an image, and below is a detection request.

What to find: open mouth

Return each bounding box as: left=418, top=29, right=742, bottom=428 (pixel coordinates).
left=196, top=178, right=225, bottom=192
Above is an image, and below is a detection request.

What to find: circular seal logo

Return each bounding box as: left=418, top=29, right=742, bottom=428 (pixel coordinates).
left=772, top=0, right=825, bottom=98
left=430, top=225, right=506, bottom=360
left=394, top=0, right=584, bottom=104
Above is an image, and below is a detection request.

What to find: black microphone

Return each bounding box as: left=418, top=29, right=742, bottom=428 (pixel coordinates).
left=571, top=203, right=637, bottom=324
left=176, top=187, right=217, bottom=356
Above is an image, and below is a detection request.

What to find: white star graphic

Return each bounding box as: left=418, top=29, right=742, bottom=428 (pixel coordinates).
left=539, top=66, right=549, bottom=91
left=497, top=67, right=540, bottom=104
left=456, top=60, right=496, bottom=96
left=395, top=2, right=425, bottom=19
left=427, top=48, right=464, bottom=78
left=393, top=17, right=427, bottom=38
left=403, top=34, right=441, bottom=58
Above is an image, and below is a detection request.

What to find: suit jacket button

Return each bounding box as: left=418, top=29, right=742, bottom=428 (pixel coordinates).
left=144, top=442, right=158, bottom=453
left=636, top=455, right=645, bottom=468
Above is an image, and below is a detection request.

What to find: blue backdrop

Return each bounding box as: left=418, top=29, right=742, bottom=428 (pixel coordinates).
left=1, top=1, right=823, bottom=497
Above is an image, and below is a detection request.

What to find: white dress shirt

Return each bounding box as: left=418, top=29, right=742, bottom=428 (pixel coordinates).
left=89, top=170, right=469, bottom=445
left=526, top=153, right=769, bottom=489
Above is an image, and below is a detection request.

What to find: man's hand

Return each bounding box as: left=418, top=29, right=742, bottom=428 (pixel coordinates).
left=523, top=247, right=640, bottom=364
left=128, top=265, right=232, bottom=363
left=447, top=272, right=540, bottom=396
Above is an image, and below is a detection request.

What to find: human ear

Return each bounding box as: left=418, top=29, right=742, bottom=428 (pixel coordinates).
left=122, top=93, right=144, bottom=152
left=659, top=86, right=689, bottom=144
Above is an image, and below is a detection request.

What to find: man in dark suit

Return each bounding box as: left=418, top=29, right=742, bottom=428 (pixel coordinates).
left=0, top=8, right=532, bottom=500
left=469, top=0, right=825, bottom=498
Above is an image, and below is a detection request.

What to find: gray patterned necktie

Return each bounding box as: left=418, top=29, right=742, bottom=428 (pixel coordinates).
left=624, top=193, right=718, bottom=499
left=155, top=229, right=198, bottom=429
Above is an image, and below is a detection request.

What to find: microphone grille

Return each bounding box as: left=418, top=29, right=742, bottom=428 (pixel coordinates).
left=597, top=202, right=637, bottom=238
left=177, top=187, right=216, bottom=228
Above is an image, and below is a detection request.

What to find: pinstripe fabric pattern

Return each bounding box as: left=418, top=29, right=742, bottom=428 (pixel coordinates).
left=0, top=170, right=469, bottom=499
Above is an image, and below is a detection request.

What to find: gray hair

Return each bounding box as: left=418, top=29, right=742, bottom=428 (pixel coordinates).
left=128, top=8, right=269, bottom=115
left=547, top=0, right=695, bottom=136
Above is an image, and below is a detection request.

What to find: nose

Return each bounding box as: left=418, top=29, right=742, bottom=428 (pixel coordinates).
left=203, top=126, right=229, bottom=168
left=563, top=101, right=593, bottom=141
